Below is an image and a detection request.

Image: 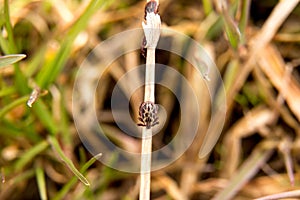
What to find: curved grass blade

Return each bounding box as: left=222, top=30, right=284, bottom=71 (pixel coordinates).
left=48, top=136, right=90, bottom=186
left=52, top=153, right=102, bottom=200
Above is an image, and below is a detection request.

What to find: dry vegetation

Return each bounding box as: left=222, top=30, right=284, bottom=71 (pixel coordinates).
left=1, top=0, right=300, bottom=199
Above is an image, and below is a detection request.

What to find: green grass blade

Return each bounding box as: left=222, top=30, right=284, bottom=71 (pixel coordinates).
left=205, top=15, right=223, bottom=40
left=36, top=167, right=48, bottom=200
left=52, top=177, right=78, bottom=200
left=24, top=46, right=47, bottom=77
left=202, top=0, right=213, bottom=15
left=36, top=0, right=112, bottom=88
left=3, top=0, right=29, bottom=94
left=0, top=95, right=28, bottom=119
left=0, top=54, right=26, bottom=68
left=0, top=31, right=10, bottom=54
left=52, top=153, right=102, bottom=200
left=239, top=0, right=251, bottom=44
left=81, top=153, right=102, bottom=172
left=3, top=0, right=17, bottom=53
left=31, top=100, right=58, bottom=135
left=0, top=87, right=15, bottom=97
left=15, top=141, right=49, bottom=171
left=223, top=59, right=240, bottom=93
left=48, top=136, right=90, bottom=186
left=222, top=12, right=241, bottom=50
left=12, top=169, right=35, bottom=184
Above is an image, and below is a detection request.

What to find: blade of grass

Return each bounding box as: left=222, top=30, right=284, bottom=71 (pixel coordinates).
left=0, top=32, right=10, bottom=54
left=82, top=153, right=102, bottom=172
left=0, top=117, right=41, bottom=142
left=23, top=116, right=43, bottom=142
left=12, top=169, right=36, bottom=184
left=0, top=124, right=23, bottom=138
left=0, top=87, right=16, bottom=97
left=221, top=2, right=241, bottom=50
left=3, top=0, right=17, bottom=53
left=0, top=95, right=28, bottom=119
left=15, top=140, right=49, bottom=171
left=48, top=135, right=90, bottom=186
left=36, top=166, right=48, bottom=200
left=238, top=0, right=250, bottom=44
left=205, top=3, right=238, bottom=41
left=255, top=190, right=300, bottom=200
left=205, top=15, right=223, bottom=40
left=31, top=100, right=58, bottom=135
left=0, top=54, right=26, bottom=68
left=52, top=153, right=102, bottom=200
left=278, top=137, right=294, bottom=186
left=212, top=141, right=275, bottom=200
left=3, top=0, right=29, bottom=94
left=202, top=0, right=213, bottom=16
left=223, top=59, right=240, bottom=93
left=3, top=169, right=35, bottom=188
left=50, top=86, right=72, bottom=145
left=78, top=147, right=87, bottom=166
left=36, top=0, right=113, bottom=88
left=24, top=45, right=47, bottom=77
left=258, top=45, right=300, bottom=122
left=52, top=176, right=78, bottom=200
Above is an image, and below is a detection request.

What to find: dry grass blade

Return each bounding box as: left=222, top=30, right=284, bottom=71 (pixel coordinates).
left=226, top=0, right=300, bottom=112
left=255, top=190, right=300, bottom=200
left=153, top=173, right=188, bottom=200
left=213, top=142, right=274, bottom=200
left=278, top=137, right=294, bottom=186
left=221, top=107, right=276, bottom=177
left=258, top=45, right=300, bottom=121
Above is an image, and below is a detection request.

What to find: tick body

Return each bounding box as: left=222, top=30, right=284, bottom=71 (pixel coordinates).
left=137, top=101, right=159, bottom=129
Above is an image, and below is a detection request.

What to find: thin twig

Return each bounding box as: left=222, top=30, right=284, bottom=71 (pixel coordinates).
left=139, top=0, right=161, bottom=199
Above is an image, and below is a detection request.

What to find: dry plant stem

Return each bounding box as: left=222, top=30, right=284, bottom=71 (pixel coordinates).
left=140, top=128, right=152, bottom=200
left=140, top=49, right=156, bottom=200
left=144, top=48, right=156, bottom=102
left=255, top=190, right=300, bottom=200
left=140, top=2, right=161, bottom=199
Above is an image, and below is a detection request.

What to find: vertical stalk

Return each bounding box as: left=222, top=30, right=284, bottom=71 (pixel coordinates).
left=140, top=128, right=152, bottom=200
left=140, top=48, right=156, bottom=200
left=144, top=48, right=156, bottom=102
left=139, top=1, right=161, bottom=199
